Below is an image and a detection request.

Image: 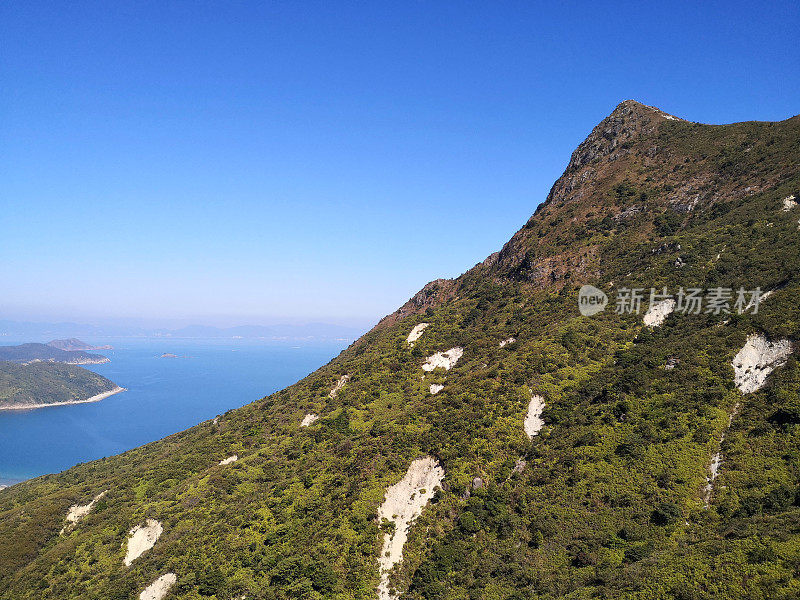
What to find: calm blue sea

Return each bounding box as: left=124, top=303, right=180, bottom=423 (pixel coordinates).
left=0, top=337, right=347, bottom=486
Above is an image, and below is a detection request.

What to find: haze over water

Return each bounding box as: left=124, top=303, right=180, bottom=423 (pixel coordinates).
left=0, top=337, right=348, bottom=485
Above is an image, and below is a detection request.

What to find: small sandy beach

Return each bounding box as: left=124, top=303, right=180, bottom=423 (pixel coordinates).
left=0, top=386, right=126, bottom=411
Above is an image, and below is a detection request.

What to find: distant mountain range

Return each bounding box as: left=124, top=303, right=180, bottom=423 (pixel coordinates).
left=0, top=320, right=366, bottom=342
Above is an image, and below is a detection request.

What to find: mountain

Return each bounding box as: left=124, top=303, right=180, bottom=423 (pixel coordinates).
left=47, top=338, right=113, bottom=352
left=0, top=343, right=109, bottom=365
left=0, top=100, right=798, bottom=600
left=0, top=361, right=123, bottom=410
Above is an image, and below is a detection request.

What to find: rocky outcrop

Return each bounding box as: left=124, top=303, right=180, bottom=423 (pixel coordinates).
left=219, top=455, right=238, bottom=465
left=139, top=573, right=177, bottom=600
left=123, top=519, right=163, bottom=566
left=565, top=100, right=680, bottom=173
left=61, top=491, right=107, bottom=534
left=300, top=413, right=319, bottom=427
left=732, top=334, right=792, bottom=393
left=524, top=394, right=546, bottom=439
left=422, top=348, right=463, bottom=371
left=377, top=457, right=445, bottom=600
left=643, top=298, right=676, bottom=327
left=329, top=374, right=350, bottom=398
left=429, top=384, right=444, bottom=395
left=406, top=323, right=430, bottom=345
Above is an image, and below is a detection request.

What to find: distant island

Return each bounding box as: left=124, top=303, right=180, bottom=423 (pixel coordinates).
left=0, top=343, right=109, bottom=365
left=47, top=338, right=113, bottom=351
left=0, top=361, right=124, bottom=410
left=160, top=353, right=179, bottom=358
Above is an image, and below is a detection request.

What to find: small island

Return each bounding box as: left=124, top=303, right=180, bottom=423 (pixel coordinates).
left=0, top=361, right=124, bottom=410
left=47, top=338, right=113, bottom=351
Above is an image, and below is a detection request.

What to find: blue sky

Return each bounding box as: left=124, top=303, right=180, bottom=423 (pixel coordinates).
left=2, top=1, right=798, bottom=328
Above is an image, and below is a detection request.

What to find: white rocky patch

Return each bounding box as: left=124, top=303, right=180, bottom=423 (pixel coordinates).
left=499, top=337, right=516, bottom=347
left=643, top=298, right=676, bottom=327
left=782, top=195, right=797, bottom=211
left=377, top=457, right=444, bottom=600
left=139, top=573, right=177, bottom=600
left=429, top=384, right=444, bottom=395
left=702, top=450, right=724, bottom=506
left=219, top=455, right=238, bottom=465
left=422, top=347, right=463, bottom=372
left=524, top=394, right=546, bottom=439
left=732, top=334, right=792, bottom=394
left=300, top=413, right=319, bottom=427
left=702, top=404, right=740, bottom=507
left=406, top=323, right=430, bottom=345
left=329, top=374, right=350, bottom=398
left=124, top=519, right=163, bottom=566
left=61, top=491, right=107, bottom=534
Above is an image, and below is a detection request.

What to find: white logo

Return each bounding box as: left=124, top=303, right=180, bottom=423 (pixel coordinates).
left=578, top=285, right=608, bottom=316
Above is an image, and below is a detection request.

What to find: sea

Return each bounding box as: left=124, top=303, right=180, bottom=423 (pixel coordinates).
left=0, top=337, right=349, bottom=487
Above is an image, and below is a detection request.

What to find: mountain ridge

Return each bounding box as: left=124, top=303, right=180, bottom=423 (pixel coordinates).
left=1, top=101, right=799, bottom=600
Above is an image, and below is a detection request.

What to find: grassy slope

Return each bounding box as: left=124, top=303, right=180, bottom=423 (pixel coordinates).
left=0, top=104, right=798, bottom=600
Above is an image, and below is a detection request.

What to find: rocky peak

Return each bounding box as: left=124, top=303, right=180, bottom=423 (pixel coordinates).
left=566, top=100, right=681, bottom=173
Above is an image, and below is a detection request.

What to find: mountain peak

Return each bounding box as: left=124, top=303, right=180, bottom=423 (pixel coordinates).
left=565, top=100, right=683, bottom=173
left=609, top=99, right=683, bottom=122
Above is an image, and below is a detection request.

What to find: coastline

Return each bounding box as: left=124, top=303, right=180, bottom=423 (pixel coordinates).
left=0, top=386, right=126, bottom=411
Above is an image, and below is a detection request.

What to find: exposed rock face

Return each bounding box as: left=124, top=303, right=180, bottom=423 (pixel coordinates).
left=124, top=519, right=163, bottom=566
left=329, top=374, right=350, bottom=398
left=377, top=457, right=444, bottom=600
left=300, top=413, right=319, bottom=427
left=499, top=337, right=516, bottom=347
left=219, top=455, right=238, bottom=465
left=139, top=573, right=177, bottom=600
left=422, top=348, right=463, bottom=371
left=643, top=298, right=676, bottom=327
left=782, top=195, right=797, bottom=211
left=61, top=491, right=107, bottom=534
left=732, top=334, right=792, bottom=393
left=429, top=384, right=444, bottom=395
left=406, top=323, right=430, bottom=345
left=565, top=100, right=678, bottom=173
left=524, top=394, right=546, bottom=439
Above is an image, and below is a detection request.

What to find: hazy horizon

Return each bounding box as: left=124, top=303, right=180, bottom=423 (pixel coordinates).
left=0, top=310, right=381, bottom=332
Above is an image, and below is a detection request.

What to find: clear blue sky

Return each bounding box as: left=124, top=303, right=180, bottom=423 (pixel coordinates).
left=2, top=1, right=798, bottom=328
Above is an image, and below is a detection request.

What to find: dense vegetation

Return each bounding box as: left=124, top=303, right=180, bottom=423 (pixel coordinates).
left=0, top=361, right=120, bottom=408
left=0, top=101, right=798, bottom=599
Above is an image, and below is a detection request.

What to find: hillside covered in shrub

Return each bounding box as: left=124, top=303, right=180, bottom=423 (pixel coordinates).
left=1, top=101, right=799, bottom=600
